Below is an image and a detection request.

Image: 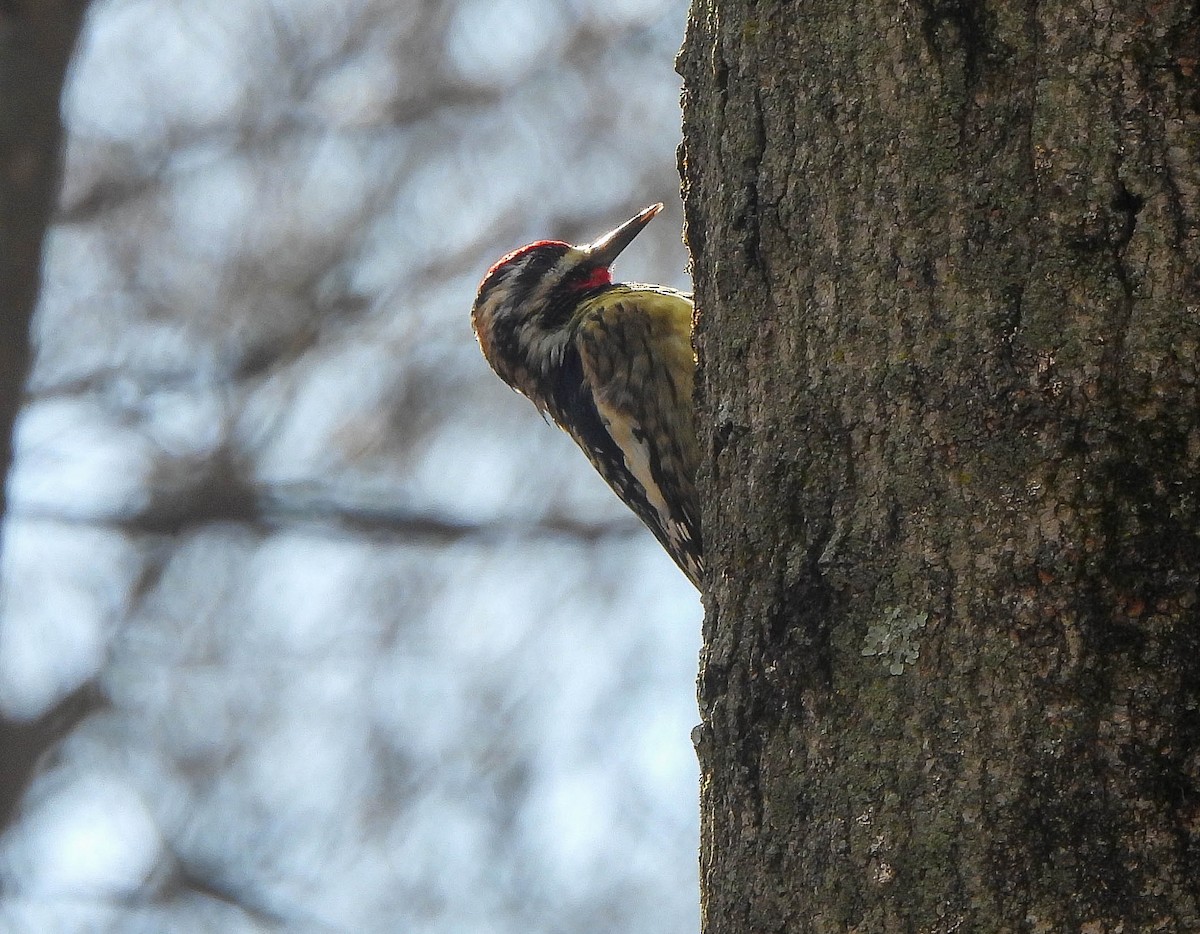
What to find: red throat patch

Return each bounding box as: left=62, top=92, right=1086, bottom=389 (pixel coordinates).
left=576, top=266, right=612, bottom=290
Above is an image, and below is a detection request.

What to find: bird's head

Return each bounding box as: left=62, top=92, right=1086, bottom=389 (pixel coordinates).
left=471, top=203, right=662, bottom=395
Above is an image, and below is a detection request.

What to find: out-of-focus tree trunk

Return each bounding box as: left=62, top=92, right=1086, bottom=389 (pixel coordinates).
left=0, top=0, right=90, bottom=829
left=0, top=0, right=87, bottom=523
left=679, top=0, right=1200, bottom=929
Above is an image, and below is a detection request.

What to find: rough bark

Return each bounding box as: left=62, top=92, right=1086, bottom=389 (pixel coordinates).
left=0, top=0, right=90, bottom=828
left=679, top=1, right=1200, bottom=930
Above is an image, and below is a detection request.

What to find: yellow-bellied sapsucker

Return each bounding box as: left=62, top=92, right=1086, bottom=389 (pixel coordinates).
left=471, top=203, right=702, bottom=587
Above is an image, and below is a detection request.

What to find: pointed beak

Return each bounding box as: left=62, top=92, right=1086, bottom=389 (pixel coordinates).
left=585, top=203, right=663, bottom=268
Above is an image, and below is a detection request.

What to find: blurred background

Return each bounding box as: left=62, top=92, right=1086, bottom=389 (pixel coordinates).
left=0, top=0, right=700, bottom=931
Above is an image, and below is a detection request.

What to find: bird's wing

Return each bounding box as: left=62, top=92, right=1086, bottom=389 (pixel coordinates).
left=572, top=287, right=702, bottom=584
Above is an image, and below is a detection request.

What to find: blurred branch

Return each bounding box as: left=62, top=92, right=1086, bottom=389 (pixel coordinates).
left=56, top=86, right=502, bottom=224
left=265, top=503, right=648, bottom=545
left=13, top=496, right=645, bottom=544
left=0, top=685, right=99, bottom=833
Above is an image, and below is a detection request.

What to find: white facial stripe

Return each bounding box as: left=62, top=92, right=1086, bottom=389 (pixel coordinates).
left=524, top=247, right=583, bottom=312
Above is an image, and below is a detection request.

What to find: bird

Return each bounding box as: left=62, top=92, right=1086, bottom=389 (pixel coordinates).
left=471, top=203, right=702, bottom=587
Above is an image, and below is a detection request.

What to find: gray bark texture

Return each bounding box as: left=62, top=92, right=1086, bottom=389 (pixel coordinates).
left=0, top=0, right=90, bottom=828
left=678, top=1, right=1200, bottom=931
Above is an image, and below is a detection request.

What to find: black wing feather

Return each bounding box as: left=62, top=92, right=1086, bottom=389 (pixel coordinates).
left=546, top=343, right=680, bottom=560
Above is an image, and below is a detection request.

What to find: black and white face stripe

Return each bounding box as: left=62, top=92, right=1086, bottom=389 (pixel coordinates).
left=510, top=244, right=570, bottom=311
left=472, top=242, right=603, bottom=390
left=473, top=205, right=662, bottom=390
left=475, top=244, right=566, bottom=322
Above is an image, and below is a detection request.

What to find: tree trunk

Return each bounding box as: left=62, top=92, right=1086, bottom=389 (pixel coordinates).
left=0, top=0, right=87, bottom=524
left=679, top=1, right=1200, bottom=930
left=0, top=0, right=90, bottom=828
